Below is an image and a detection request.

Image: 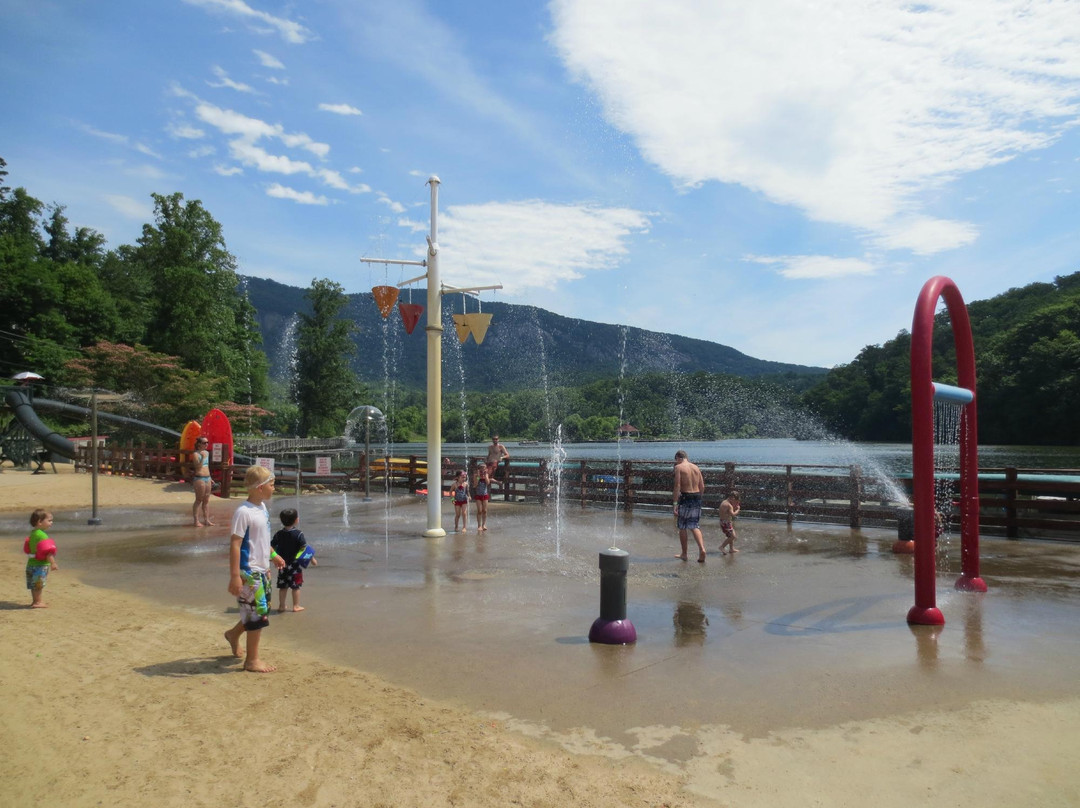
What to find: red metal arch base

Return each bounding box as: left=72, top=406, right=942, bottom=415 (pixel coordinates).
left=909, top=276, right=987, bottom=626
left=907, top=605, right=945, bottom=626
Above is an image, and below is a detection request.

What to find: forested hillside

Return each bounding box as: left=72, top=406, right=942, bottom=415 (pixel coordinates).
left=801, top=272, right=1080, bottom=445
left=245, top=276, right=826, bottom=392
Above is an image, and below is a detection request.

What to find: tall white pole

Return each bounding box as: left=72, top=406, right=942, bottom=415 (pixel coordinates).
left=424, top=176, right=446, bottom=537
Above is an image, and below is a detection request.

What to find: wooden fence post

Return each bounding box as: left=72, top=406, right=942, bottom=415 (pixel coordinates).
left=1005, top=467, right=1018, bottom=539
left=849, top=465, right=862, bottom=529
left=580, top=461, right=587, bottom=509
left=538, top=458, right=548, bottom=504
left=786, top=465, right=794, bottom=525
left=622, top=460, right=634, bottom=513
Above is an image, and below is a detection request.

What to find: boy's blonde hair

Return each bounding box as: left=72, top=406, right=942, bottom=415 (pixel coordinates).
left=244, top=465, right=274, bottom=490
left=30, top=508, right=51, bottom=527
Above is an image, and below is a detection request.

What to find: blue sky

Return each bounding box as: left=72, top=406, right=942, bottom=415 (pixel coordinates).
left=3, top=0, right=1079, bottom=367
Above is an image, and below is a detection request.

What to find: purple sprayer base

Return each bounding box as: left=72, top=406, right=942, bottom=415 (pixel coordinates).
left=589, top=618, right=637, bottom=645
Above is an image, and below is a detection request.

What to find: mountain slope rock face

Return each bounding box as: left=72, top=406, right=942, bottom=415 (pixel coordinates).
left=244, top=276, right=827, bottom=391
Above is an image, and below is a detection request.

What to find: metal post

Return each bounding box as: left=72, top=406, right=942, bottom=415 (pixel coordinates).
left=588, top=548, right=636, bottom=644
left=424, top=176, right=446, bottom=537
left=364, top=418, right=372, bottom=502
left=88, top=390, right=102, bottom=525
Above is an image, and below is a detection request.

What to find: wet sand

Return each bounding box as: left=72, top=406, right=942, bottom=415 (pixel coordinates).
left=3, top=469, right=1080, bottom=806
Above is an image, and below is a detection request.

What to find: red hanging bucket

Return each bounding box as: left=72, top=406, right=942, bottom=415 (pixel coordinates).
left=398, top=303, right=424, bottom=334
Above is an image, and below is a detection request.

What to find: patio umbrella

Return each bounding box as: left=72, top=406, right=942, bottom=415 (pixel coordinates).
left=11, top=371, right=44, bottom=382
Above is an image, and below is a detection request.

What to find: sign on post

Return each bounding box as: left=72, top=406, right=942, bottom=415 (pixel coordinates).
left=256, top=457, right=275, bottom=474
left=211, top=443, right=223, bottom=463
left=315, top=456, right=332, bottom=475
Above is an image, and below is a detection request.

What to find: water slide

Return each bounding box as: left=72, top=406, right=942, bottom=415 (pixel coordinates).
left=3, top=388, right=252, bottom=463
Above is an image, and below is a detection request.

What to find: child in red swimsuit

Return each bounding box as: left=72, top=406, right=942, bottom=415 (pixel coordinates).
left=453, top=470, right=470, bottom=533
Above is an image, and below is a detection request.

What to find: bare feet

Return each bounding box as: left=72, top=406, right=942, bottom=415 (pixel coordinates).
left=224, top=629, right=243, bottom=657
left=194, top=521, right=204, bottom=527
left=731, top=548, right=740, bottom=553
left=31, top=602, right=48, bottom=609
left=243, top=661, right=277, bottom=673
left=292, top=606, right=305, bottom=612
left=675, top=554, right=688, bottom=561
left=205, top=520, right=215, bottom=526
left=697, top=555, right=706, bottom=563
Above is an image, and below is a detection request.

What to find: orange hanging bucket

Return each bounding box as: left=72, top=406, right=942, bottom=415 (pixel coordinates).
left=452, top=313, right=470, bottom=343
left=461, top=313, right=493, bottom=345
left=372, top=285, right=400, bottom=318
left=398, top=303, right=424, bottom=334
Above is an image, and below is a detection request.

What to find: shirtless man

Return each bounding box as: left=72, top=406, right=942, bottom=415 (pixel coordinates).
left=673, top=450, right=706, bottom=563
left=485, top=435, right=510, bottom=485
left=718, top=492, right=741, bottom=554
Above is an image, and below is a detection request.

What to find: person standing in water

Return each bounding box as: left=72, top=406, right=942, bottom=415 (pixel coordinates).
left=473, top=465, right=491, bottom=531
left=191, top=437, right=214, bottom=527
left=718, top=492, right=741, bottom=554
left=673, top=450, right=707, bottom=563
left=485, top=435, right=510, bottom=491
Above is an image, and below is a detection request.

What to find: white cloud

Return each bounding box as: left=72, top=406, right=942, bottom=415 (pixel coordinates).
left=745, top=254, right=877, bottom=280
left=550, top=0, right=1080, bottom=255
left=104, top=194, right=153, bottom=220
left=318, top=103, right=362, bottom=116
left=134, top=143, right=162, bottom=159
left=873, top=216, right=979, bottom=255
left=214, top=164, right=243, bottom=176
left=423, top=200, right=650, bottom=293
left=377, top=193, right=406, bottom=214
left=76, top=123, right=127, bottom=145
left=229, top=140, right=312, bottom=175
left=193, top=101, right=329, bottom=158
left=123, top=163, right=167, bottom=180
left=266, top=183, right=328, bottom=205
left=208, top=65, right=256, bottom=94
left=254, top=49, right=285, bottom=69
left=188, top=145, right=216, bottom=158
left=183, top=0, right=312, bottom=44
left=168, top=122, right=205, bottom=139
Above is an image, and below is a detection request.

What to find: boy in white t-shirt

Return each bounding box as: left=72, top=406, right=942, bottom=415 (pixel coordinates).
left=224, top=465, right=286, bottom=673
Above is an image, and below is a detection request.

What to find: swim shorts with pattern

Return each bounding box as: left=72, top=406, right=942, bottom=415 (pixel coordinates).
left=238, top=571, right=271, bottom=630
left=677, top=493, right=702, bottom=530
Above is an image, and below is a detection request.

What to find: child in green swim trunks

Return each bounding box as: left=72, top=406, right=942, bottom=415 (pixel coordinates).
left=224, top=466, right=286, bottom=673
left=25, top=509, right=58, bottom=608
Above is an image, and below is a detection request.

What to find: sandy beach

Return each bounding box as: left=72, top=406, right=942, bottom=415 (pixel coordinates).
left=3, top=466, right=1080, bottom=807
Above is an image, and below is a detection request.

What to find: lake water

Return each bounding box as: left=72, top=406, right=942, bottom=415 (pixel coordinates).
left=391, top=438, right=1080, bottom=476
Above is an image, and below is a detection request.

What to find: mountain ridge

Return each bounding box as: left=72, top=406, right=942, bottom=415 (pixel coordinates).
left=244, top=276, right=828, bottom=391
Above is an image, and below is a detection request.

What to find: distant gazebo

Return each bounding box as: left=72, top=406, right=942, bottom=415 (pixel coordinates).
left=617, top=423, right=640, bottom=439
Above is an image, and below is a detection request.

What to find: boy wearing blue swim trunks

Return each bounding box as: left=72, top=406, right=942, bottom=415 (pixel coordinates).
left=673, top=450, right=707, bottom=563
left=225, top=466, right=285, bottom=673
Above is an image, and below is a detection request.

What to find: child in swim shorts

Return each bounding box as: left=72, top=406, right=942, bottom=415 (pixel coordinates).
left=25, top=509, right=58, bottom=608
left=271, top=508, right=317, bottom=613
left=224, top=466, right=286, bottom=673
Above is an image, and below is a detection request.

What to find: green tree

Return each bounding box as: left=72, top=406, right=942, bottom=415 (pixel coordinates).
left=295, top=279, right=360, bottom=437
left=131, top=192, right=267, bottom=403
